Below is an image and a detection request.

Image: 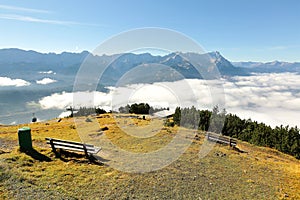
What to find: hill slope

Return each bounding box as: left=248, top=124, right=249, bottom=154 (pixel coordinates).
left=0, top=115, right=299, bottom=199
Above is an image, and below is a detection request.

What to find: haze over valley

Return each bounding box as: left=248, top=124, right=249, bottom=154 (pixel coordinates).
left=0, top=48, right=299, bottom=128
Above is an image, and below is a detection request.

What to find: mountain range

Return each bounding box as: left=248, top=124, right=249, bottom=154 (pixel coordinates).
left=0, top=48, right=241, bottom=84
left=1, top=48, right=299, bottom=86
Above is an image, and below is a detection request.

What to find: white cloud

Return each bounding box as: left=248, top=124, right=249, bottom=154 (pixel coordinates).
left=0, top=4, right=50, bottom=13
left=26, top=101, right=41, bottom=109
left=39, top=91, right=112, bottom=111
left=0, top=14, right=77, bottom=25
left=36, top=78, right=57, bottom=85
left=58, top=111, right=73, bottom=118
left=0, top=76, right=30, bottom=87
left=38, top=73, right=300, bottom=128
left=0, top=14, right=99, bottom=26
left=39, top=91, right=73, bottom=109
left=38, top=70, right=56, bottom=75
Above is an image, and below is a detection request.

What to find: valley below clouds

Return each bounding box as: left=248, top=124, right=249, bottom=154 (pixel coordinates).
left=36, top=72, right=300, bottom=128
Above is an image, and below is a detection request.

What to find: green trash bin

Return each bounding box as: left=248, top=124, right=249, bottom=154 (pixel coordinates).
left=18, top=127, right=32, bottom=151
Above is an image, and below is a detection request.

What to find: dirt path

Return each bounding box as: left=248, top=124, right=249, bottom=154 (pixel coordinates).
left=0, top=138, right=18, bottom=151
left=0, top=137, right=48, bottom=152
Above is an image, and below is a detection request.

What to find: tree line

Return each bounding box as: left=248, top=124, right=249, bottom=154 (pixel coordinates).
left=72, top=107, right=107, bottom=117
left=119, top=103, right=169, bottom=115
left=171, top=106, right=300, bottom=159
left=70, top=103, right=168, bottom=117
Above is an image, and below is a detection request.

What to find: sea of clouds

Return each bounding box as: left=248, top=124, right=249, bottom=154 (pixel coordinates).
left=37, top=72, right=300, bottom=128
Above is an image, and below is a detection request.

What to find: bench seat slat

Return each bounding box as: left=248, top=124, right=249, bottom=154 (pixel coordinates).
left=51, top=145, right=100, bottom=154
left=209, top=137, right=230, bottom=143
left=46, top=142, right=97, bottom=153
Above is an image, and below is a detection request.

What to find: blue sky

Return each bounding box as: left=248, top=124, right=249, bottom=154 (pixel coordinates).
left=0, top=0, right=299, bottom=62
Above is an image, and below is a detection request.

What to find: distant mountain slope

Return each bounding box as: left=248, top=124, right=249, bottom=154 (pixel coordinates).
left=233, top=61, right=300, bottom=73
left=0, top=48, right=89, bottom=66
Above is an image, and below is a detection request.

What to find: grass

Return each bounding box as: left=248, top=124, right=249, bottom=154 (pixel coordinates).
left=0, top=114, right=299, bottom=199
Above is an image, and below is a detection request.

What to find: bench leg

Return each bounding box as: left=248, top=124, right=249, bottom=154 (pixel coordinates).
left=82, top=144, right=90, bottom=159
left=50, top=139, right=60, bottom=158
left=82, top=144, right=97, bottom=162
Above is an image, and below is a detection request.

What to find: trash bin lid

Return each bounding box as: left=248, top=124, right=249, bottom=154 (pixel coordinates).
left=18, top=127, right=31, bottom=131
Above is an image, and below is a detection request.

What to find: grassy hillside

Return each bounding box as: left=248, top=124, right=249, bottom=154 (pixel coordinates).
left=0, top=115, right=299, bottom=199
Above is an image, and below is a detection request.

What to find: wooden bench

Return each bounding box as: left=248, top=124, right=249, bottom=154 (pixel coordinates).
left=46, top=138, right=101, bottom=159
left=207, top=132, right=237, bottom=147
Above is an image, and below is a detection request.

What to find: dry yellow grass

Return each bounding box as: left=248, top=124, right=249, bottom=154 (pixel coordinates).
left=0, top=114, right=299, bottom=199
